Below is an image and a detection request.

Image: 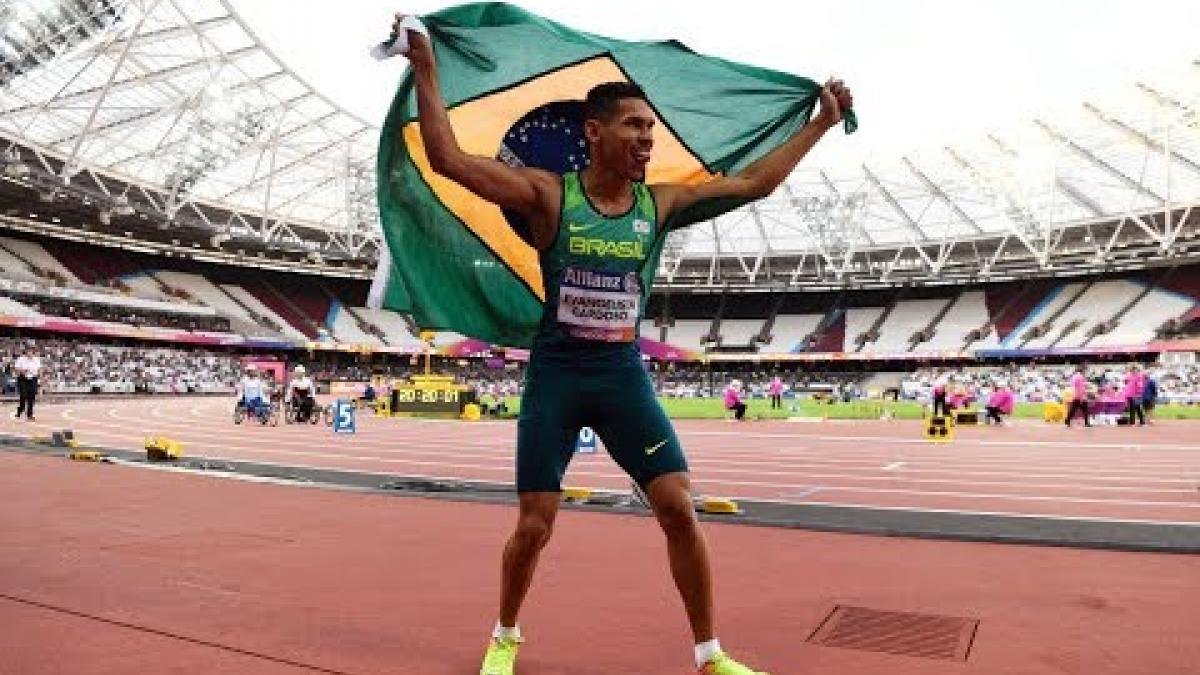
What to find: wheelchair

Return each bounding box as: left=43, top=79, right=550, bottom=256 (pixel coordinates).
left=284, top=395, right=321, bottom=425
left=233, top=398, right=280, bottom=426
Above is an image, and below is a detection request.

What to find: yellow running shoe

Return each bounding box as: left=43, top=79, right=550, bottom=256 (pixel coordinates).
left=699, top=651, right=769, bottom=675
left=480, top=636, right=522, bottom=675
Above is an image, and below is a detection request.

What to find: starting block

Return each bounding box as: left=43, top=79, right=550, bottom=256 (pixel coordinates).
left=925, top=416, right=955, bottom=442
left=954, top=411, right=979, bottom=426
left=68, top=450, right=104, bottom=462
left=698, top=497, right=741, bottom=515
left=144, top=436, right=183, bottom=461
left=562, top=487, right=593, bottom=503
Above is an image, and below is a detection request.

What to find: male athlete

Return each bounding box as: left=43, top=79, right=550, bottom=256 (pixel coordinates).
left=287, top=364, right=317, bottom=422
left=392, top=13, right=853, bottom=675
left=237, top=364, right=268, bottom=418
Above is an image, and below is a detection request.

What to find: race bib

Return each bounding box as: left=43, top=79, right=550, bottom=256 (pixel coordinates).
left=557, top=266, right=642, bottom=342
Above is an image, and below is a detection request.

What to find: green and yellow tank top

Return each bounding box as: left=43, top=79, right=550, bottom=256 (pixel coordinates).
left=533, top=171, right=665, bottom=352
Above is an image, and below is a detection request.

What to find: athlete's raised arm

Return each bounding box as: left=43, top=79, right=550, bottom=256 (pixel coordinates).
left=652, top=79, right=854, bottom=225
left=396, top=14, right=561, bottom=249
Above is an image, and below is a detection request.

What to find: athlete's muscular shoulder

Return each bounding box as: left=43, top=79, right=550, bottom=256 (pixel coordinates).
left=522, top=169, right=564, bottom=252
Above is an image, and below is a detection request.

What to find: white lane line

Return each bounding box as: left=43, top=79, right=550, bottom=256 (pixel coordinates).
left=87, top=404, right=1200, bottom=473
left=54, top=405, right=1200, bottom=496
left=883, top=462, right=906, bottom=471
left=680, top=429, right=1200, bottom=452
left=39, top=418, right=1200, bottom=511
left=80, top=408, right=1200, bottom=495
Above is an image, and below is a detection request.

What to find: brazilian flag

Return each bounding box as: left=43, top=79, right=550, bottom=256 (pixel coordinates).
left=370, top=2, right=857, bottom=348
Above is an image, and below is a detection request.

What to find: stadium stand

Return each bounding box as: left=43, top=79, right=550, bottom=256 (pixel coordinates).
left=862, top=297, right=951, bottom=352
left=246, top=280, right=324, bottom=339
left=0, top=236, right=80, bottom=285
left=718, top=319, right=765, bottom=349
left=353, top=308, right=426, bottom=348
left=0, top=296, right=39, bottom=318
left=919, top=291, right=999, bottom=350
left=984, top=281, right=1055, bottom=342
left=219, top=284, right=308, bottom=341
left=1010, top=281, right=1090, bottom=348
left=0, top=243, right=42, bottom=281
left=664, top=320, right=713, bottom=352
left=769, top=314, right=824, bottom=352
left=1091, top=288, right=1197, bottom=347
left=327, top=302, right=385, bottom=347
left=846, top=306, right=885, bottom=351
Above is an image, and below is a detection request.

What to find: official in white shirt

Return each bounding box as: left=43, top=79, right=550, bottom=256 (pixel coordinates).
left=13, top=345, right=41, bottom=421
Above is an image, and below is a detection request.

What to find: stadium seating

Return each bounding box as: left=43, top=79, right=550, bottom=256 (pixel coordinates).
left=640, top=319, right=663, bottom=342
left=718, top=319, right=765, bottom=347
left=863, top=298, right=950, bottom=352
left=984, top=281, right=1053, bottom=341
left=1051, top=280, right=1147, bottom=347
left=118, top=272, right=174, bottom=301
left=0, top=236, right=80, bottom=284
left=809, top=312, right=847, bottom=352
left=327, top=303, right=385, bottom=347
left=152, top=271, right=256, bottom=323
left=0, top=295, right=40, bottom=317
left=353, top=308, right=426, bottom=349
left=1008, top=282, right=1088, bottom=348
left=37, top=238, right=142, bottom=285
left=1090, top=289, right=1196, bottom=346
left=663, top=320, right=713, bottom=352
left=245, top=281, right=322, bottom=339
left=0, top=243, right=42, bottom=280
left=220, top=284, right=308, bottom=341
left=845, top=306, right=885, bottom=351
left=920, top=291, right=999, bottom=350
left=769, top=314, right=823, bottom=351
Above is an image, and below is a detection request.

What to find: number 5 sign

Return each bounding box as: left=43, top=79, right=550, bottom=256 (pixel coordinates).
left=333, top=399, right=356, bottom=434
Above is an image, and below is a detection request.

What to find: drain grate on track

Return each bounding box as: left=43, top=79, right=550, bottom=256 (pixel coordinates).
left=807, top=605, right=978, bottom=661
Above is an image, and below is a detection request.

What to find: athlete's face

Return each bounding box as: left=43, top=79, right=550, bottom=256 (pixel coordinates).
left=585, top=97, right=655, bottom=181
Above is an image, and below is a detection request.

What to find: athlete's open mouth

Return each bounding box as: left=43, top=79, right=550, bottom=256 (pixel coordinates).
left=632, top=148, right=651, bottom=165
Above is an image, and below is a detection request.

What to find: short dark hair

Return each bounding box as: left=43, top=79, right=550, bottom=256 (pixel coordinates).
left=583, top=81, right=649, bottom=122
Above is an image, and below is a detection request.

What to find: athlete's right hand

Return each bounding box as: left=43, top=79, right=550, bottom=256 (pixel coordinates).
left=392, top=13, right=433, bottom=68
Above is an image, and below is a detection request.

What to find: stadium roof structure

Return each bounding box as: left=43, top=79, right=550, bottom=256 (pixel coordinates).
left=1, top=0, right=1198, bottom=287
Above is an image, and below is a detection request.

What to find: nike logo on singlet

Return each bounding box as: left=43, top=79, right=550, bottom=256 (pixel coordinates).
left=645, top=439, right=668, bottom=455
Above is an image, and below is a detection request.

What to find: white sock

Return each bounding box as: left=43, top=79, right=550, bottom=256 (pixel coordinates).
left=694, top=638, right=722, bottom=668
left=492, top=621, right=521, bottom=641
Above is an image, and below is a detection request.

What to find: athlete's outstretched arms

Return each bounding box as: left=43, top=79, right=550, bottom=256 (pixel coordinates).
left=652, top=79, right=853, bottom=224
left=396, top=14, right=561, bottom=249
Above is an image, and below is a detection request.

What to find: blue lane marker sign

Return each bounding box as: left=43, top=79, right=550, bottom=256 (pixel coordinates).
left=333, top=399, right=356, bottom=434
left=575, top=426, right=597, bottom=454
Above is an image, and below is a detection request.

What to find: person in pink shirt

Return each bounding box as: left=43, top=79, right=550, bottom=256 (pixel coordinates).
left=768, top=376, right=784, bottom=410
left=985, top=382, right=1014, bottom=425
left=1066, top=366, right=1091, bottom=427
left=1124, top=364, right=1147, bottom=426
left=724, top=380, right=747, bottom=421
left=931, top=371, right=950, bottom=416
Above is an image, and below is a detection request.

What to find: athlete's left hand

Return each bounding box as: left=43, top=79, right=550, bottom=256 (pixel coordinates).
left=814, top=78, right=853, bottom=129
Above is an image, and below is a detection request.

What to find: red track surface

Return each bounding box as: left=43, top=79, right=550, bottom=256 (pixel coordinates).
left=2, top=451, right=1197, bottom=674
left=3, top=397, right=1199, bottom=523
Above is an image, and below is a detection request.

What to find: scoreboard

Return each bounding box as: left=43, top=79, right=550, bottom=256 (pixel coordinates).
left=390, top=374, right=477, bottom=416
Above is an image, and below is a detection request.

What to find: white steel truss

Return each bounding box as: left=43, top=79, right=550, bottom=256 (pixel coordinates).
left=0, top=1, right=1197, bottom=287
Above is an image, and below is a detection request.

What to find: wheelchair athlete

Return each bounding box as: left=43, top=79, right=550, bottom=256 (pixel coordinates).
left=286, top=365, right=317, bottom=424
left=235, top=365, right=271, bottom=423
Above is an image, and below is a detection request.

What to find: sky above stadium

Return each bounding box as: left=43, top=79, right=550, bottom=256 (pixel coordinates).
left=235, top=0, right=1199, bottom=170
